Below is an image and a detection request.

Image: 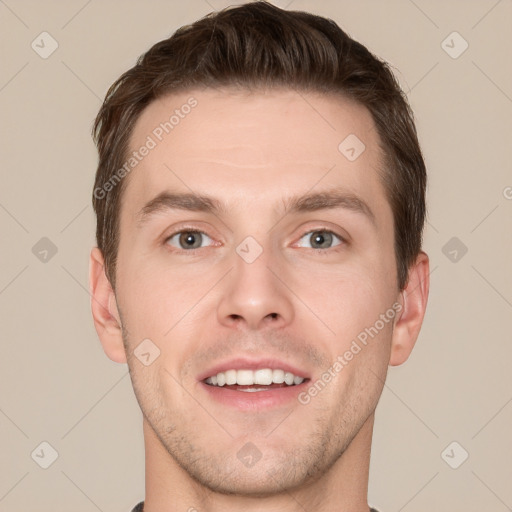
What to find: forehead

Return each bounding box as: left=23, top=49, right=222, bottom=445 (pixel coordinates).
left=121, top=88, right=390, bottom=224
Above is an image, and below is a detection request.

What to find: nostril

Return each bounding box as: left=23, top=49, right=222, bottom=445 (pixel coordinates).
left=227, top=312, right=279, bottom=323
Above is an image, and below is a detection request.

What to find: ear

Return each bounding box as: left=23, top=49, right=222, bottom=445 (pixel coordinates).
left=389, top=251, right=430, bottom=366
left=89, top=247, right=127, bottom=363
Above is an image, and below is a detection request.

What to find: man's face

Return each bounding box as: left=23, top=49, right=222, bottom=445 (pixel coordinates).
left=113, top=88, right=401, bottom=493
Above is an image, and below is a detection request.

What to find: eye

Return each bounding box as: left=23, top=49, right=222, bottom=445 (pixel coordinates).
left=296, top=230, right=344, bottom=250
left=165, top=230, right=214, bottom=251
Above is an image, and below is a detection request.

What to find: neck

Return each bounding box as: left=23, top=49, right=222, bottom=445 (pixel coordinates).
left=142, top=414, right=374, bottom=512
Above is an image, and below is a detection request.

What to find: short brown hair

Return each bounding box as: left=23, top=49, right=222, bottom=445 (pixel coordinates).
left=92, top=0, right=426, bottom=291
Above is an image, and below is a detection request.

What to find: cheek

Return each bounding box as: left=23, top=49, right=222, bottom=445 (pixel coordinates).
left=299, top=263, right=394, bottom=346
left=116, top=254, right=223, bottom=350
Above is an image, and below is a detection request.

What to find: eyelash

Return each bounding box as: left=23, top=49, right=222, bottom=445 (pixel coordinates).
left=163, top=227, right=347, bottom=255
left=295, top=229, right=347, bottom=255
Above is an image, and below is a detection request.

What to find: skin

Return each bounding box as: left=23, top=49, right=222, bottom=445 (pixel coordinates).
left=90, top=88, right=429, bottom=512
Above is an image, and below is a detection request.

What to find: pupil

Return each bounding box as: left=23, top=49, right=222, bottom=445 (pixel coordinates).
left=312, top=231, right=331, bottom=248
left=180, top=232, right=200, bottom=249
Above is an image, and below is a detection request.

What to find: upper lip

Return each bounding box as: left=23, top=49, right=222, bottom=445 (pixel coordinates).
left=197, top=357, right=311, bottom=382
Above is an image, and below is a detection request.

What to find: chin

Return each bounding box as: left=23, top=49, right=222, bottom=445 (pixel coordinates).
left=177, top=443, right=331, bottom=498
left=189, top=463, right=306, bottom=497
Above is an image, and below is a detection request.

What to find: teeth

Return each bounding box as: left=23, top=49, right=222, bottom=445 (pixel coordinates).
left=225, top=369, right=237, bottom=385
left=293, top=375, right=303, bottom=385
left=272, top=369, right=285, bottom=383
left=237, top=369, right=254, bottom=385
left=254, top=369, right=273, bottom=385
left=284, top=372, right=294, bottom=385
left=205, top=368, right=305, bottom=387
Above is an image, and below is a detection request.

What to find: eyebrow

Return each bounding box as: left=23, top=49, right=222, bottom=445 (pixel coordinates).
left=136, top=188, right=376, bottom=228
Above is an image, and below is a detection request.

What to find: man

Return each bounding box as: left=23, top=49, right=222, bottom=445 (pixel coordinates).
left=89, top=2, right=429, bottom=511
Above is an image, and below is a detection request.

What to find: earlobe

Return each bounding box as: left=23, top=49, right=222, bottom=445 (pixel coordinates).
left=389, top=251, right=430, bottom=366
left=89, top=247, right=127, bottom=364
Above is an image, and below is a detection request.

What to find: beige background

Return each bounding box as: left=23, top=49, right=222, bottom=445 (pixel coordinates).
left=1, top=0, right=511, bottom=511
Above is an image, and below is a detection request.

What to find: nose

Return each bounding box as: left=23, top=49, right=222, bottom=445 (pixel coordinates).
left=216, top=241, right=294, bottom=331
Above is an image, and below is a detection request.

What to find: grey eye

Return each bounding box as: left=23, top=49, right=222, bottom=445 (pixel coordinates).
left=166, top=231, right=213, bottom=250
left=297, top=230, right=342, bottom=249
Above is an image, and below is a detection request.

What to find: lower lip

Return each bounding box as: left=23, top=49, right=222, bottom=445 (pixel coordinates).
left=199, top=381, right=309, bottom=410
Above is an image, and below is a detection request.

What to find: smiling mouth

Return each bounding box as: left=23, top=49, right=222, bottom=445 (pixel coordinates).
left=203, top=368, right=308, bottom=392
